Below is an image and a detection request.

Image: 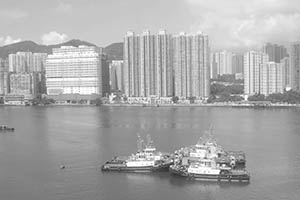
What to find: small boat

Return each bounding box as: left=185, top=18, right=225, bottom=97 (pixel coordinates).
left=101, top=134, right=173, bottom=172
left=170, top=126, right=250, bottom=182
left=0, top=125, right=15, bottom=132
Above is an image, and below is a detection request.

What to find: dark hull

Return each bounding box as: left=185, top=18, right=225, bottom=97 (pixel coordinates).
left=169, top=167, right=250, bottom=182
left=101, top=161, right=172, bottom=173
left=0, top=127, right=14, bottom=131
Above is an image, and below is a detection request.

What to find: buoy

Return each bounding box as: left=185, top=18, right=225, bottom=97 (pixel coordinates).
left=60, top=165, right=66, bottom=169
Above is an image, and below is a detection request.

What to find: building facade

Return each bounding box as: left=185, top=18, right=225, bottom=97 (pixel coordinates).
left=244, top=51, right=269, bottom=95
left=156, top=30, right=173, bottom=97
left=0, top=59, right=9, bottom=95
left=173, top=32, right=210, bottom=98
left=232, top=54, right=244, bottom=74
left=9, top=73, right=38, bottom=95
left=280, top=57, right=290, bottom=89
left=124, top=31, right=140, bottom=97
left=109, top=60, right=124, bottom=92
left=123, top=30, right=174, bottom=98
left=46, top=45, right=109, bottom=96
left=263, top=43, right=288, bottom=63
left=260, top=62, right=284, bottom=96
left=290, top=42, right=300, bottom=91
left=213, top=51, right=234, bottom=75
left=33, top=53, right=48, bottom=72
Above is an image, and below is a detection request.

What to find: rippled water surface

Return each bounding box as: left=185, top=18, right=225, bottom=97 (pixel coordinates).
left=0, top=106, right=300, bottom=200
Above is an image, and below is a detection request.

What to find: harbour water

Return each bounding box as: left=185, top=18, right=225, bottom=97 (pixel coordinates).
left=0, top=106, right=300, bottom=200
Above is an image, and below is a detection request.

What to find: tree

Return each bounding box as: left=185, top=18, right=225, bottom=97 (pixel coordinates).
left=91, top=98, right=102, bottom=106
left=172, top=96, right=179, bottom=103
left=247, top=94, right=265, bottom=101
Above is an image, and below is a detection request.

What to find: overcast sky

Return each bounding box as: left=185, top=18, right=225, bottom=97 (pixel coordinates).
left=0, top=0, right=299, bottom=51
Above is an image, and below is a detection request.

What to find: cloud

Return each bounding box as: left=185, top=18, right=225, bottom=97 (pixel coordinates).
left=41, top=31, right=69, bottom=45
left=186, top=0, right=300, bottom=50
left=0, top=36, right=22, bottom=46
left=55, top=1, right=73, bottom=13
left=0, top=9, right=28, bottom=20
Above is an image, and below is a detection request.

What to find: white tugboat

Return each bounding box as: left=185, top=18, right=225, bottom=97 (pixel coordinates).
left=170, top=126, right=250, bottom=182
left=101, top=134, right=173, bottom=172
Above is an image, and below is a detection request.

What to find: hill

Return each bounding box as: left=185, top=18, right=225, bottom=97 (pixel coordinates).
left=0, top=39, right=97, bottom=59
left=104, top=42, right=123, bottom=61
left=0, top=39, right=123, bottom=62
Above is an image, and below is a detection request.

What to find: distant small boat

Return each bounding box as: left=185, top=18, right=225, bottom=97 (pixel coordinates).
left=0, top=125, right=15, bottom=131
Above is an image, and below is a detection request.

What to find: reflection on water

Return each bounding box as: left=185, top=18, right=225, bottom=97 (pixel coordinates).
left=0, top=106, right=300, bottom=200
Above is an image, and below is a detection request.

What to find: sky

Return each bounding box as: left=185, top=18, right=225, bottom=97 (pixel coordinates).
left=0, top=0, right=299, bottom=51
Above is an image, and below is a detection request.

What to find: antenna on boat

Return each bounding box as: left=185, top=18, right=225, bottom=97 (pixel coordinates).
left=137, top=133, right=144, bottom=152
left=146, top=134, right=154, bottom=148
left=197, top=124, right=214, bottom=145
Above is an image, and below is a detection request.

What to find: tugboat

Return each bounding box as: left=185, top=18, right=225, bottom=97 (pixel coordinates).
left=0, top=125, right=15, bottom=132
left=169, top=126, right=250, bottom=182
left=101, top=134, right=173, bottom=172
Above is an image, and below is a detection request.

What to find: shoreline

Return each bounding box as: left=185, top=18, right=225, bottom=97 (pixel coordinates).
left=102, top=103, right=300, bottom=108
left=1, top=103, right=299, bottom=108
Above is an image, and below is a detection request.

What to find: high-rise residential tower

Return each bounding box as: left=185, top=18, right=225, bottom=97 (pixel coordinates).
left=33, top=53, right=48, bottom=72
left=173, top=32, right=210, bottom=98
left=0, top=59, right=9, bottom=95
left=123, top=31, right=140, bottom=97
left=156, top=30, right=173, bottom=97
left=290, top=42, right=300, bottom=91
left=213, top=51, right=234, bottom=75
left=232, top=54, right=244, bottom=74
left=263, top=43, right=288, bottom=63
left=123, top=30, right=174, bottom=98
left=260, top=62, right=284, bottom=96
left=280, top=57, right=290, bottom=89
left=244, top=51, right=269, bottom=95
left=140, top=30, right=156, bottom=97
left=173, top=32, right=189, bottom=97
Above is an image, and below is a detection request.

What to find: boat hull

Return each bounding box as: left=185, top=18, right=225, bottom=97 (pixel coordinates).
left=169, top=166, right=250, bottom=182
left=101, top=161, right=173, bottom=173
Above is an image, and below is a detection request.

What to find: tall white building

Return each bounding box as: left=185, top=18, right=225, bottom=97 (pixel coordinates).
left=280, top=57, right=290, bottom=89
left=123, top=30, right=174, bottom=98
left=213, top=51, right=234, bottom=75
left=173, top=32, right=210, bottom=98
left=140, top=30, right=156, bottom=97
left=260, top=62, right=284, bottom=96
left=173, top=32, right=190, bottom=97
left=33, top=53, right=48, bottom=72
left=124, top=31, right=140, bottom=97
left=8, top=52, right=33, bottom=73
left=156, top=30, right=173, bottom=97
left=244, top=51, right=269, bottom=95
left=46, top=46, right=107, bottom=96
left=290, top=42, right=300, bottom=91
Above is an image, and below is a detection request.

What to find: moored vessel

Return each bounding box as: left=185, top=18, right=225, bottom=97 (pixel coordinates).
left=170, top=126, right=250, bottom=182
left=0, top=125, right=15, bottom=132
left=101, top=134, right=173, bottom=172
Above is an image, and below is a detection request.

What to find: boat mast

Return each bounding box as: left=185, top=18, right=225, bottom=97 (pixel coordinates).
left=137, top=133, right=144, bottom=152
